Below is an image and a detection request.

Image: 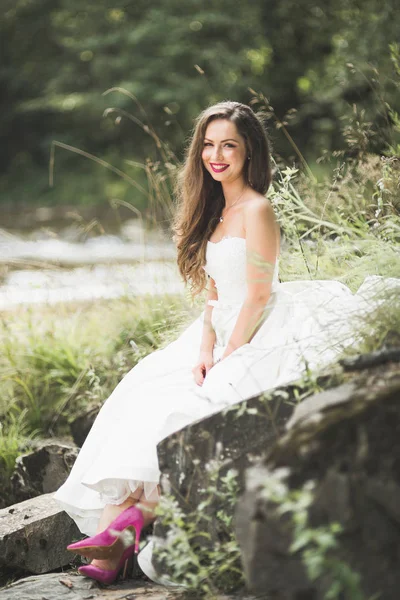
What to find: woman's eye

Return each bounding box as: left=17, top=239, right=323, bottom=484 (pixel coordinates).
left=203, top=142, right=236, bottom=148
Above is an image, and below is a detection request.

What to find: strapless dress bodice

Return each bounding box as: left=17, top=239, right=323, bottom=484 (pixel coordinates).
left=204, top=236, right=279, bottom=308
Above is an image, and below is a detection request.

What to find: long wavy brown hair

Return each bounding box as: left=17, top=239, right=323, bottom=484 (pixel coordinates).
left=173, top=101, right=272, bottom=295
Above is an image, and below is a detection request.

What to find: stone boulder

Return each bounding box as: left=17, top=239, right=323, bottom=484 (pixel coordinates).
left=236, top=359, right=400, bottom=600
left=11, top=443, right=78, bottom=503
left=70, top=405, right=101, bottom=447
left=0, top=493, right=81, bottom=576
left=152, top=386, right=296, bottom=580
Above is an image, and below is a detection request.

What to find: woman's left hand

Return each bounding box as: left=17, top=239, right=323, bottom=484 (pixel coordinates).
left=192, top=351, right=215, bottom=386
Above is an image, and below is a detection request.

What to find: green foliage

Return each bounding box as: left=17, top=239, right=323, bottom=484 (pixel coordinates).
left=0, top=410, right=33, bottom=479
left=0, top=293, right=195, bottom=506
left=267, top=151, right=400, bottom=292
left=0, top=294, right=194, bottom=437
left=0, top=410, right=36, bottom=507
left=261, top=469, right=366, bottom=600
left=348, top=287, right=400, bottom=354
left=2, top=0, right=400, bottom=206
left=154, top=466, right=244, bottom=598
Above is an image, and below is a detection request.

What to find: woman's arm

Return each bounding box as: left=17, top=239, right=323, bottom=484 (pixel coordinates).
left=193, top=275, right=218, bottom=385
left=221, top=199, right=279, bottom=360
left=200, top=275, right=218, bottom=353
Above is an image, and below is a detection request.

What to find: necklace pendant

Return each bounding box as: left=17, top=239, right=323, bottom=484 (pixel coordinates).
left=219, top=216, right=224, bottom=223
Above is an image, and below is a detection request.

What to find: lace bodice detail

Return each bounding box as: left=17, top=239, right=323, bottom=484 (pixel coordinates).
left=204, top=236, right=279, bottom=307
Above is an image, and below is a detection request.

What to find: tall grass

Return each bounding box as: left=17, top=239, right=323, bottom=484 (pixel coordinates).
left=0, top=294, right=196, bottom=434
left=269, top=158, right=400, bottom=291
left=0, top=294, right=197, bottom=506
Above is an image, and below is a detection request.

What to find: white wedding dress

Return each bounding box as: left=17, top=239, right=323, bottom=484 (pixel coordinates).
left=54, top=236, right=398, bottom=535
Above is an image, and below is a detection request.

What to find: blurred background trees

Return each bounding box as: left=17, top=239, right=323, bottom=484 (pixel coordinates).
left=1, top=0, right=399, bottom=210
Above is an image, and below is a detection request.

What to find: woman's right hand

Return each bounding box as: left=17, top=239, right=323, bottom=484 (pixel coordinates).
left=192, top=351, right=214, bottom=386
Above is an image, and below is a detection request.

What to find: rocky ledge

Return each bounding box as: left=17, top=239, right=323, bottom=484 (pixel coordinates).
left=236, top=355, right=400, bottom=600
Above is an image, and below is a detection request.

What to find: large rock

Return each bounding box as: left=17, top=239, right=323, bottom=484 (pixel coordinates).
left=11, top=443, right=78, bottom=503
left=153, top=386, right=296, bottom=580
left=236, top=360, right=400, bottom=600
left=0, top=493, right=81, bottom=575
left=70, top=405, right=101, bottom=447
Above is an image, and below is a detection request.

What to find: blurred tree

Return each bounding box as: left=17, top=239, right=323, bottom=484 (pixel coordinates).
left=0, top=0, right=64, bottom=169
left=37, top=0, right=268, bottom=152
left=260, top=0, right=400, bottom=158
left=0, top=0, right=399, bottom=207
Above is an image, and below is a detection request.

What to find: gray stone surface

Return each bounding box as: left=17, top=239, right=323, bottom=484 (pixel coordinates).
left=236, top=361, right=400, bottom=600
left=0, top=572, right=177, bottom=600
left=0, top=493, right=81, bottom=575
left=236, top=465, right=310, bottom=599
left=0, top=571, right=257, bottom=600
left=285, top=381, right=356, bottom=430
left=154, top=387, right=294, bottom=579
left=11, top=444, right=78, bottom=503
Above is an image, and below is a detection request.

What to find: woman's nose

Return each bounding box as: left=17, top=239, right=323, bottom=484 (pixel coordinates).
left=212, top=145, right=223, bottom=160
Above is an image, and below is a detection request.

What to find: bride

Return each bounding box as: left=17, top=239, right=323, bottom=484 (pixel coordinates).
left=55, top=100, right=383, bottom=584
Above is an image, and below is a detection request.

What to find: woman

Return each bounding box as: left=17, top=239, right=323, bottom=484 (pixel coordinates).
left=55, top=101, right=386, bottom=584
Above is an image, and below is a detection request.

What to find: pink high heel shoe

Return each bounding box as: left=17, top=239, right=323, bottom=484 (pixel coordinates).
left=67, top=505, right=144, bottom=560
left=78, top=544, right=136, bottom=585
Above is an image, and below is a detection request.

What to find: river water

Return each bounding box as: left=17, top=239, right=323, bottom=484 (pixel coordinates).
left=0, top=218, right=183, bottom=310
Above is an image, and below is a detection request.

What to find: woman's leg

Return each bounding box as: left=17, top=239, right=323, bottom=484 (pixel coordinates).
left=90, top=486, right=159, bottom=570
left=136, top=485, right=160, bottom=528
left=95, top=488, right=142, bottom=535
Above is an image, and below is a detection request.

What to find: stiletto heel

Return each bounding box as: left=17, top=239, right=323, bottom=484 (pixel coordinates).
left=122, top=558, right=129, bottom=580
left=67, top=505, right=144, bottom=560
left=122, top=553, right=134, bottom=579
left=78, top=544, right=137, bottom=585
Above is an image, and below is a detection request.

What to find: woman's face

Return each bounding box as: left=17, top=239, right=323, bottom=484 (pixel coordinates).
left=202, top=119, right=247, bottom=184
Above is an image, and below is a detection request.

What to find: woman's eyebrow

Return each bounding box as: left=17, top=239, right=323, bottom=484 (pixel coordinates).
left=204, top=137, right=239, bottom=143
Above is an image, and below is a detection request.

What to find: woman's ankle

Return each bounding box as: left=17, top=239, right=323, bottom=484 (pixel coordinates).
left=137, top=501, right=158, bottom=528
left=96, top=497, right=138, bottom=534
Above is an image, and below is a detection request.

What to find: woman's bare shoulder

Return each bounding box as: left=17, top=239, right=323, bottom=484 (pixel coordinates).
left=243, top=192, right=275, bottom=218
left=243, top=192, right=279, bottom=246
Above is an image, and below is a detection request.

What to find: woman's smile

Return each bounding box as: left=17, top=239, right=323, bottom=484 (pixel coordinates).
left=210, top=163, right=229, bottom=173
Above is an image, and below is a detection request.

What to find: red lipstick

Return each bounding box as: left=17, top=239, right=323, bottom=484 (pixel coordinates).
left=210, top=163, right=229, bottom=173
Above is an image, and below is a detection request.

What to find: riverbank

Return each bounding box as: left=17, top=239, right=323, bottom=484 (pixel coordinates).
left=0, top=215, right=180, bottom=309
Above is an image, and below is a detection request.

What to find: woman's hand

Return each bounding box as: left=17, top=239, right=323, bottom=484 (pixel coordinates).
left=192, top=351, right=215, bottom=386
